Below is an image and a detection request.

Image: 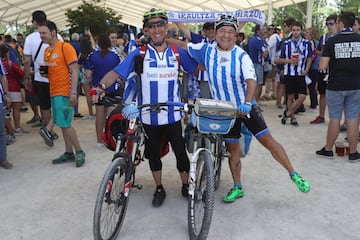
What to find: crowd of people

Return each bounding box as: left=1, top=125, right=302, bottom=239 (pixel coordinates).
left=1, top=8, right=359, bottom=209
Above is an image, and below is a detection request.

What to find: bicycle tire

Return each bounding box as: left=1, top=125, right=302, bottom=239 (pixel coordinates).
left=214, top=141, right=225, bottom=190
left=93, top=157, right=130, bottom=240
left=188, top=150, right=215, bottom=240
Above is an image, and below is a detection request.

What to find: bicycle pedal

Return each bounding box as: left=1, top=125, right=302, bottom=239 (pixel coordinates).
left=132, top=184, right=143, bottom=190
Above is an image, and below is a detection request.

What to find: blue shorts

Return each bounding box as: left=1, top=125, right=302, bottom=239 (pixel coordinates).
left=254, top=63, right=264, bottom=84
left=51, top=96, right=73, bottom=128
left=326, top=89, right=360, bottom=120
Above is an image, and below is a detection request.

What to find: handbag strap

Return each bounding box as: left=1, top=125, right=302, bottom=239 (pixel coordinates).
left=34, top=41, right=43, bottom=62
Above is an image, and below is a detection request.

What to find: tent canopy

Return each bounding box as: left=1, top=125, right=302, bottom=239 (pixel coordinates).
left=0, top=0, right=307, bottom=31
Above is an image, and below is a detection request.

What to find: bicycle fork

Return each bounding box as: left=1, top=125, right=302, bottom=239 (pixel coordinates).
left=188, top=148, right=213, bottom=197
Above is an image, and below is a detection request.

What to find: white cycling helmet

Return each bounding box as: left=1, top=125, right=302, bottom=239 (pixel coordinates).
left=215, top=14, right=238, bottom=31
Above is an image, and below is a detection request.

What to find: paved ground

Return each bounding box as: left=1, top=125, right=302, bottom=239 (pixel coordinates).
left=1, top=96, right=360, bottom=240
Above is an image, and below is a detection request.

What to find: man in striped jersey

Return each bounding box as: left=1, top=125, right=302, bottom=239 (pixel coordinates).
left=278, top=21, right=314, bottom=126
left=93, top=8, right=197, bottom=207
left=169, top=14, right=311, bottom=203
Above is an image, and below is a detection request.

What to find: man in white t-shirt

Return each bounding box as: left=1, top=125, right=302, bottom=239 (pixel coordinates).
left=23, top=10, right=62, bottom=147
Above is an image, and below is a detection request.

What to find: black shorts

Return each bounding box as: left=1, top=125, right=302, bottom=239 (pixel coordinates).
left=143, top=121, right=189, bottom=172
left=284, top=75, right=307, bottom=95
left=32, top=81, right=51, bottom=110
left=243, top=105, right=269, bottom=139
left=317, top=73, right=328, bottom=95
left=25, top=88, right=40, bottom=105
left=223, top=118, right=242, bottom=140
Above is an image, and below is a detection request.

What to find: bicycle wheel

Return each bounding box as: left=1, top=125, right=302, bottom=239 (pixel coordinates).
left=93, top=157, right=131, bottom=240
left=214, top=141, right=225, bottom=190
left=188, top=150, right=215, bottom=240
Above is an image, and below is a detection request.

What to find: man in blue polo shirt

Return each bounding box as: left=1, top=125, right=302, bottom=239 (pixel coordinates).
left=248, top=24, right=269, bottom=103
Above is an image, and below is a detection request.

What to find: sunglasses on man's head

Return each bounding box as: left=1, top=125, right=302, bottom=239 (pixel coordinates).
left=326, top=21, right=336, bottom=26
left=218, top=15, right=237, bottom=23
left=146, top=20, right=167, bottom=29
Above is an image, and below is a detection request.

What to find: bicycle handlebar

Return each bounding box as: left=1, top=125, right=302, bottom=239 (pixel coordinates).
left=93, top=95, right=248, bottom=120
left=138, top=101, right=193, bottom=114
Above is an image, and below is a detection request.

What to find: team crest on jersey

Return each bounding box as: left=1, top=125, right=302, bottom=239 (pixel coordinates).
left=169, top=57, right=178, bottom=64
left=144, top=58, right=155, bottom=62
left=220, top=57, right=229, bottom=64
left=52, top=53, right=59, bottom=59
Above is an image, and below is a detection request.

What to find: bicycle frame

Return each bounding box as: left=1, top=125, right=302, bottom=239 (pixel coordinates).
left=113, top=117, right=144, bottom=192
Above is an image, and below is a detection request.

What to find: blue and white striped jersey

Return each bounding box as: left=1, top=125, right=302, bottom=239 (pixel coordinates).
left=114, top=44, right=197, bottom=126
left=187, top=42, right=256, bottom=109
left=280, top=37, right=313, bottom=76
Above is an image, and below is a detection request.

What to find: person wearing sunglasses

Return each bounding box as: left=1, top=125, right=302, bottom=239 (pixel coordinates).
left=310, top=14, right=338, bottom=125
left=168, top=14, right=310, bottom=203
left=93, top=8, right=198, bottom=207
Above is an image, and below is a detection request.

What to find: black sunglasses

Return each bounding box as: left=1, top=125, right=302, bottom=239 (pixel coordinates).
left=146, top=20, right=167, bottom=29
left=326, top=22, right=336, bottom=26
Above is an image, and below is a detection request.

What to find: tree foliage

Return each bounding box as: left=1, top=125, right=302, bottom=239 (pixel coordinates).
left=336, top=0, right=360, bottom=16
left=65, top=0, right=122, bottom=37
left=271, top=2, right=308, bottom=28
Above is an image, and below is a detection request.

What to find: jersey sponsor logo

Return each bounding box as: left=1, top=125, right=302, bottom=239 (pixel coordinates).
left=146, top=72, right=177, bottom=79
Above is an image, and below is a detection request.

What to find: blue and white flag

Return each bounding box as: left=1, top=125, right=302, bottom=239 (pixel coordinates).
left=128, top=28, right=137, bottom=53
left=124, top=28, right=139, bottom=104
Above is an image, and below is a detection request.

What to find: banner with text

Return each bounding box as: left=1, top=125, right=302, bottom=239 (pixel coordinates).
left=167, top=9, right=265, bottom=26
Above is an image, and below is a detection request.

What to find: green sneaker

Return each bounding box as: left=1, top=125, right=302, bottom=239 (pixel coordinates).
left=75, top=150, right=85, bottom=167
left=52, top=153, right=75, bottom=164
left=223, top=187, right=244, bottom=203
left=291, top=173, right=310, bottom=192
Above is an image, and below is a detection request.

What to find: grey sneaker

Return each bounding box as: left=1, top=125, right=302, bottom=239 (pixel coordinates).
left=13, top=128, right=29, bottom=136
left=6, top=133, right=16, bottom=145
left=39, top=127, right=54, bottom=147
left=26, top=116, right=41, bottom=124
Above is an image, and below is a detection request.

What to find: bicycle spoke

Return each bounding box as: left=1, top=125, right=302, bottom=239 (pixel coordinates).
left=188, top=151, right=214, bottom=240
left=94, top=158, right=130, bottom=240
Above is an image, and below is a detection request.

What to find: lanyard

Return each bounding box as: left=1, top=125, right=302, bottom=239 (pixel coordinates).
left=291, top=37, right=303, bottom=53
